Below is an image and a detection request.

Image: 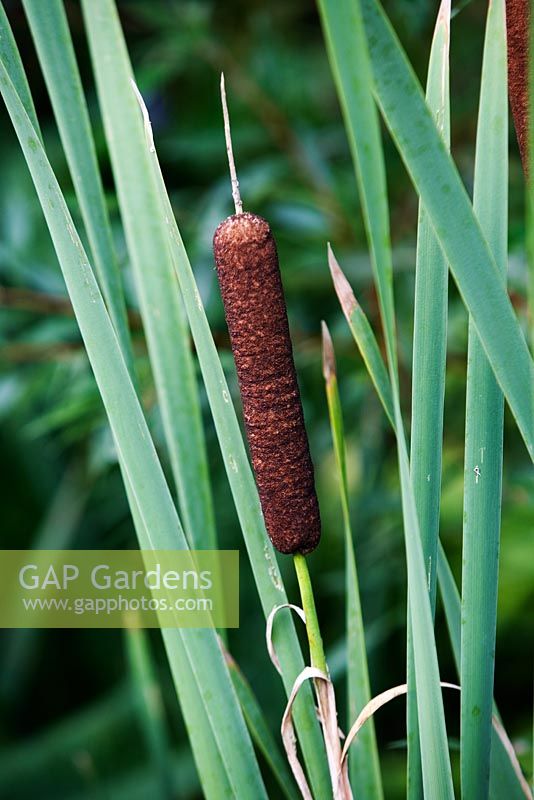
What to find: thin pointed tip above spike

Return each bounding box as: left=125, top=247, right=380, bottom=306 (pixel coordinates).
left=327, top=244, right=357, bottom=321
left=220, top=71, right=243, bottom=214
left=321, top=320, right=336, bottom=384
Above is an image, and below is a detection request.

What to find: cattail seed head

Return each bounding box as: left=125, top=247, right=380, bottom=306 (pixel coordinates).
left=506, top=0, right=529, bottom=172
left=213, top=212, right=321, bottom=555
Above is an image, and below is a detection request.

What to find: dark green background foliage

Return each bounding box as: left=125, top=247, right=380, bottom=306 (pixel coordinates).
left=0, top=1, right=531, bottom=797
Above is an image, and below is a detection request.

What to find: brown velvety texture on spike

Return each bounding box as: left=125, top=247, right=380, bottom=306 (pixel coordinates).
left=506, top=0, right=529, bottom=172
left=213, top=212, right=321, bottom=555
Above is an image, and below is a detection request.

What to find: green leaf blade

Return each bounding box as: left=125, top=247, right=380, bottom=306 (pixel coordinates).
left=410, top=0, right=451, bottom=626
left=360, top=0, right=534, bottom=461
left=22, top=0, right=134, bottom=374
left=0, top=3, right=41, bottom=139
left=326, top=197, right=529, bottom=799
left=461, top=2, right=508, bottom=797
left=328, top=246, right=394, bottom=427
left=318, top=0, right=397, bottom=378
left=407, top=3, right=451, bottom=795
left=322, top=322, right=383, bottom=800
left=226, top=650, right=300, bottom=800
left=437, top=544, right=529, bottom=800
left=80, top=0, right=216, bottom=552
left=320, top=0, right=455, bottom=791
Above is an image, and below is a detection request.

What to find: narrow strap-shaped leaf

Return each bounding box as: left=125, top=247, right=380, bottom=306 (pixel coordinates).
left=407, top=4, right=451, bottom=795
left=0, top=61, right=268, bottom=800
left=461, top=3, right=508, bottom=796
left=159, top=626, right=233, bottom=798
left=126, top=479, right=234, bottom=798
left=358, top=0, right=534, bottom=461
left=322, top=322, right=383, bottom=799
left=319, top=1, right=454, bottom=794
left=0, top=3, right=40, bottom=139
left=80, top=0, right=216, bottom=551
left=225, top=649, right=300, bottom=800
left=410, top=0, right=451, bottom=633
left=391, top=404, right=454, bottom=799
left=21, top=0, right=134, bottom=372
left=318, top=0, right=396, bottom=380
left=437, top=544, right=529, bottom=800
left=328, top=246, right=394, bottom=427
left=330, top=252, right=528, bottom=797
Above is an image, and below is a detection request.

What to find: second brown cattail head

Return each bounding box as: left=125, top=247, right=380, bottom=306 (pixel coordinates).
left=213, top=212, right=321, bottom=555
left=506, top=0, right=529, bottom=172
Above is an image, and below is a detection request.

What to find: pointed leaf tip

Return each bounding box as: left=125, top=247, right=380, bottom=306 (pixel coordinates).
left=435, top=0, right=451, bottom=60
left=437, top=0, right=451, bottom=29
left=327, top=244, right=357, bottom=321
left=321, top=321, right=336, bottom=384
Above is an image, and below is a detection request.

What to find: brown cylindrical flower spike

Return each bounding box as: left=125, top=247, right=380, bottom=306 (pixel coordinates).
left=213, top=77, right=321, bottom=555
left=506, top=0, right=529, bottom=172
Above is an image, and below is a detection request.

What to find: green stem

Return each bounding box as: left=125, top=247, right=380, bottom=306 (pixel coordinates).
left=293, top=554, right=327, bottom=674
